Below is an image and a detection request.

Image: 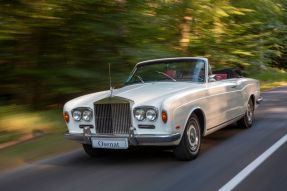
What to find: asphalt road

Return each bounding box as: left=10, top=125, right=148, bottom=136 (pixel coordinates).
left=1, top=86, right=287, bottom=191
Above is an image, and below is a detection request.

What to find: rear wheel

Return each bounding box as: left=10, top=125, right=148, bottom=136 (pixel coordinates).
left=174, top=114, right=201, bottom=161
left=238, top=98, right=254, bottom=128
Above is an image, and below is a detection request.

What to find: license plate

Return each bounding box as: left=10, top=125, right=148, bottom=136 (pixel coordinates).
left=91, top=137, right=128, bottom=149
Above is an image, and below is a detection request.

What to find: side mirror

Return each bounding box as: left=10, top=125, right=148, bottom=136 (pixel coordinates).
left=208, top=75, right=216, bottom=82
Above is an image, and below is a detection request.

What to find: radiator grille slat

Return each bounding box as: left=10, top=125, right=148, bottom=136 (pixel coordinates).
left=94, top=102, right=131, bottom=135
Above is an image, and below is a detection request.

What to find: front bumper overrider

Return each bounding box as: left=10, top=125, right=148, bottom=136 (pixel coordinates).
left=256, top=97, right=263, bottom=104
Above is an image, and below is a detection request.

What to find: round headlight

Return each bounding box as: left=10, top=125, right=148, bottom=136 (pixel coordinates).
left=82, top=110, right=92, bottom=121
left=134, top=108, right=146, bottom=121
left=146, top=109, right=157, bottom=121
left=72, top=110, right=82, bottom=121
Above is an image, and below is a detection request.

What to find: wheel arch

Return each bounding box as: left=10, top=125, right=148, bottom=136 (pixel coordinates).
left=250, top=94, right=255, bottom=106
left=185, top=107, right=206, bottom=137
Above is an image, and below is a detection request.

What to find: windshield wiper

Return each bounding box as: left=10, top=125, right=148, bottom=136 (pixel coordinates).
left=136, top=75, right=144, bottom=84
left=156, top=71, right=176, bottom=82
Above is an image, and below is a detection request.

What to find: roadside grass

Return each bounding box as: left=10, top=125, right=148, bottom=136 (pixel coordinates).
left=0, top=106, right=69, bottom=146
left=0, top=106, right=79, bottom=171
left=249, top=68, right=287, bottom=91
left=0, top=134, right=79, bottom=171
left=260, top=81, right=287, bottom=91
left=0, top=131, right=21, bottom=144
left=0, top=106, right=65, bottom=136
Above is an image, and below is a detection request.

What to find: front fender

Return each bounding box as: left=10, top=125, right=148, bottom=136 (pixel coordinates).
left=172, top=104, right=206, bottom=141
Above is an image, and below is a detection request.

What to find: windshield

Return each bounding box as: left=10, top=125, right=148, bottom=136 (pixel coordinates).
left=125, top=59, right=206, bottom=85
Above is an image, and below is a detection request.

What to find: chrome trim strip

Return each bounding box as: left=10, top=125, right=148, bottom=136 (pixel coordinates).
left=137, top=57, right=207, bottom=66
left=64, top=132, right=181, bottom=145
left=134, top=133, right=181, bottom=144
left=205, top=114, right=244, bottom=136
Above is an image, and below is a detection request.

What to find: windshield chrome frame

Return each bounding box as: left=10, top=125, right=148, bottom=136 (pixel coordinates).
left=125, top=57, right=208, bottom=85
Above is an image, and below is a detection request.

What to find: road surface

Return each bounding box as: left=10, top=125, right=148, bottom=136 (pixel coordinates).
left=1, top=86, right=287, bottom=191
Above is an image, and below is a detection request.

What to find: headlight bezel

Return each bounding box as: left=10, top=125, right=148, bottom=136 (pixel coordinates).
left=134, top=108, right=146, bottom=121
left=82, top=110, right=93, bottom=122
left=133, top=106, right=158, bottom=122
left=72, top=110, right=82, bottom=121
left=72, top=107, right=93, bottom=122
left=146, top=109, right=157, bottom=121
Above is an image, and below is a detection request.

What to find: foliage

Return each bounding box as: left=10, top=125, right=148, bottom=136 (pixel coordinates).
left=0, top=0, right=286, bottom=107
left=0, top=133, right=79, bottom=170
left=0, top=105, right=67, bottom=146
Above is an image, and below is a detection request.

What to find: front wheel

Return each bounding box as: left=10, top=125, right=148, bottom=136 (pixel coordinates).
left=173, top=114, right=201, bottom=161
left=238, top=98, right=254, bottom=128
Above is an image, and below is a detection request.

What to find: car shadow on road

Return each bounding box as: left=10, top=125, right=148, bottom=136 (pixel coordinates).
left=39, top=124, right=244, bottom=167
left=202, top=123, right=243, bottom=151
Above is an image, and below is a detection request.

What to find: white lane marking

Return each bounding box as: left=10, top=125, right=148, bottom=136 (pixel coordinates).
left=219, top=134, right=287, bottom=191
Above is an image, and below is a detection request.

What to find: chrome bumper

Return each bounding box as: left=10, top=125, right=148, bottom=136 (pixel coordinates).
left=256, top=97, right=263, bottom=104
left=64, top=132, right=181, bottom=146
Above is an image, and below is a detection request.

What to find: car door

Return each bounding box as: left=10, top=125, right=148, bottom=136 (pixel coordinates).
left=223, top=78, right=245, bottom=120
left=204, top=79, right=243, bottom=130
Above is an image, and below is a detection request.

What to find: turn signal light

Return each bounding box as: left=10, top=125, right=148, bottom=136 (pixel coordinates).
left=162, top=111, right=168, bottom=123
left=64, top=111, right=70, bottom=123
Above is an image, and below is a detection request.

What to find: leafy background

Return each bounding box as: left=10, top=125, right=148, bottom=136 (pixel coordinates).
left=1, top=0, right=287, bottom=107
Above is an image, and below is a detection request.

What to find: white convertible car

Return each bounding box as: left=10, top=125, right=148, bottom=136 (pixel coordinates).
left=63, top=57, right=262, bottom=160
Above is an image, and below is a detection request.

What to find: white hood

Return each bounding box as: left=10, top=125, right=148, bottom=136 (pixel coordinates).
left=65, top=82, right=203, bottom=109
left=114, top=82, right=202, bottom=104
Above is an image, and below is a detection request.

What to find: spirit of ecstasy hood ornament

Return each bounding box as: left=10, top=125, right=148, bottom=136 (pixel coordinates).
left=109, top=63, right=113, bottom=98
left=110, top=86, right=114, bottom=98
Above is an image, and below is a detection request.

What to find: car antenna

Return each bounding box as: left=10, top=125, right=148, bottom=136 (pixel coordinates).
left=109, top=63, right=113, bottom=97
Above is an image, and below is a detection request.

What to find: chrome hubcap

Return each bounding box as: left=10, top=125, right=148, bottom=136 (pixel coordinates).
left=187, top=124, right=199, bottom=152
left=247, top=103, right=253, bottom=123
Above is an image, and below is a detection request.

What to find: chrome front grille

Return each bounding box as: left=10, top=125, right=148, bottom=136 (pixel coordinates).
left=94, top=102, right=131, bottom=135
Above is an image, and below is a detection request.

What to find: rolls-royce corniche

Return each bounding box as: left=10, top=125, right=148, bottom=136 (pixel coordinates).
left=63, top=57, right=262, bottom=160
